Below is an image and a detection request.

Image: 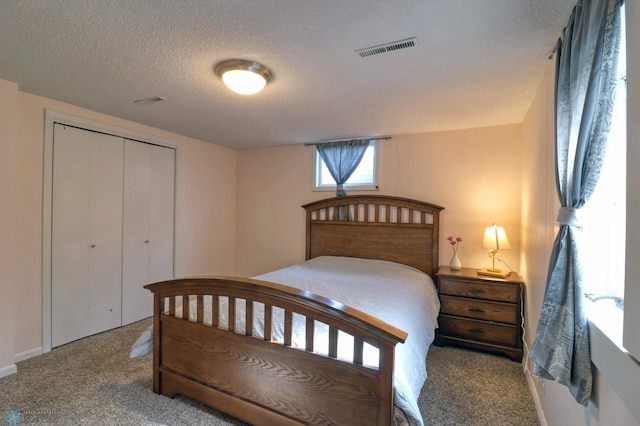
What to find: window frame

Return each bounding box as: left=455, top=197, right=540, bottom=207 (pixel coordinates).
left=312, top=140, right=380, bottom=192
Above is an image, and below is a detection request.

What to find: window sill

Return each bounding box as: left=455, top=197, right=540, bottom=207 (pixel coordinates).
left=586, top=298, right=625, bottom=351
left=312, top=186, right=379, bottom=192
left=586, top=298, right=640, bottom=421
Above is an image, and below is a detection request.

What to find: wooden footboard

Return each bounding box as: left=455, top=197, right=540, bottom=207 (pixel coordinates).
left=145, top=277, right=408, bottom=426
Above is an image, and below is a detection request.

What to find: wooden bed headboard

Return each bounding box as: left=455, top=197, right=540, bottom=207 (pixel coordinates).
left=302, top=195, right=444, bottom=278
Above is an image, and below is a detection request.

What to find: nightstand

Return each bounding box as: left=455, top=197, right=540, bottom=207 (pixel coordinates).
left=435, top=266, right=524, bottom=361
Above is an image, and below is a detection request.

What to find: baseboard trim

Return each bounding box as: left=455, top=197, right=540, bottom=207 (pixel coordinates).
left=0, top=363, right=17, bottom=379
left=15, top=346, right=43, bottom=363
left=525, top=366, right=548, bottom=426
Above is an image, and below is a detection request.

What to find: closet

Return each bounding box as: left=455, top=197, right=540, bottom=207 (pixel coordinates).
left=51, top=124, right=175, bottom=347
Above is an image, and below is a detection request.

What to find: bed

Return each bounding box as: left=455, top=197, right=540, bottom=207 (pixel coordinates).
left=139, top=195, right=444, bottom=425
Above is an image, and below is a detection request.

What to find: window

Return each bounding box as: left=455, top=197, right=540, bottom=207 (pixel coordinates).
left=313, top=141, right=379, bottom=191
left=582, top=7, right=640, bottom=415
left=582, top=4, right=626, bottom=304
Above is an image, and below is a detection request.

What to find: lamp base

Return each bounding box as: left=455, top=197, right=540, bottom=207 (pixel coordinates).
left=477, top=268, right=511, bottom=278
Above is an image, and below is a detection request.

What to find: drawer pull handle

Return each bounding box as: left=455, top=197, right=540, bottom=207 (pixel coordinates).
left=468, top=307, right=485, bottom=313
left=468, top=328, right=485, bottom=334
left=468, top=288, right=485, bottom=294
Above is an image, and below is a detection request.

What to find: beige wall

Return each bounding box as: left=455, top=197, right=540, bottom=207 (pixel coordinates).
left=236, top=144, right=312, bottom=275
left=520, top=45, right=639, bottom=426
left=520, top=56, right=557, bottom=353
left=0, top=79, right=19, bottom=376
left=9, top=86, right=237, bottom=356
left=381, top=128, right=522, bottom=271
left=236, top=125, right=522, bottom=277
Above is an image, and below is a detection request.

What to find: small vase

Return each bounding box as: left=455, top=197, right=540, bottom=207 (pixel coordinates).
left=450, top=252, right=462, bottom=270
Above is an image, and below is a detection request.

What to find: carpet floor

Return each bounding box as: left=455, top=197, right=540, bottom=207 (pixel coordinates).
left=0, top=319, right=538, bottom=425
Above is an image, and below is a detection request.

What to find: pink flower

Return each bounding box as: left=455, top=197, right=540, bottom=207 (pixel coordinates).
left=448, top=236, right=462, bottom=253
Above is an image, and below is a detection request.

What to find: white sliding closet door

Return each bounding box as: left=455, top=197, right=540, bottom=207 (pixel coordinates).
left=122, top=140, right=175, bottom=325
left=52, top=124, right=124, bottom=347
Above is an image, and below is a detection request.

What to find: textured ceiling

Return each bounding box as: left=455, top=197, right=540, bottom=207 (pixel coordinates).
left=0, top=1, right=575, bottom=150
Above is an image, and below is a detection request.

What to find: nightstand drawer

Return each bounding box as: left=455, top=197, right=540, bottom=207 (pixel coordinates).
left=439, top=315, right=518, bottom=346
left=439, top=278, right=519, bottom=302
left=439, top=295, right=518, bottom=324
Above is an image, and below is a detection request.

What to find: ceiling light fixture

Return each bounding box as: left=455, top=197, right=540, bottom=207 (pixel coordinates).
left=214, top=59, right=272, bottom=95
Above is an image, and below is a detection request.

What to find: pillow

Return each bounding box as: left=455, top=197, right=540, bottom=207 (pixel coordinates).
left=129, top=325, right=154, bottom=358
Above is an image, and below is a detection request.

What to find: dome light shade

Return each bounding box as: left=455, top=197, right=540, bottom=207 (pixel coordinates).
left=221, top=69, right=266, bottom=95
left=215, top=59, right=272, bottom=95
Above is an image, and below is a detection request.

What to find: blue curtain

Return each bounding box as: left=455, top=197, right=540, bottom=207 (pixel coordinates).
left=316, top=140, right=370, bottom=197
left=529, top=0, right=623, bottom=406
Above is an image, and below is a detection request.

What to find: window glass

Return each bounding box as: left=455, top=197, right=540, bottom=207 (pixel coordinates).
left=582, top=5, right=626, bottom=302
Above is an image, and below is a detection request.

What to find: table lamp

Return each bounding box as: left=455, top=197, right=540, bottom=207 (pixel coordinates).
left=478, top=224, right=512, bottom=278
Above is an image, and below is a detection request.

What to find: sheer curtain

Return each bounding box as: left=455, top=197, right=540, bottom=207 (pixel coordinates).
left=529, top=0, right=623, bottom=406
left=316, top=140, right=371, bottom=197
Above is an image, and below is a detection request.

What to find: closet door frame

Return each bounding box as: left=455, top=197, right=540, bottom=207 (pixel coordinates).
left=43, top=109, right=179, bottom=353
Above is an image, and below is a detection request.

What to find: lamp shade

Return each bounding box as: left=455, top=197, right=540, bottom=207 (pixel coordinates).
left=482, top=224, right=511, bottom=250
left=215, top=59, right=272, bottom=95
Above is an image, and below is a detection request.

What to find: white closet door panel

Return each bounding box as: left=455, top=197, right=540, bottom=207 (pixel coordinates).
left=149, top=144, right=175, bottom=283
left=122, top=141, right=175, bottom=324
left=51, top=125, right=124, bottom=346
left=87, top=133, right=124, bottom=335
left=52, top=125, right=91, bottom=347
left=122, top=140, right=151, bottom=325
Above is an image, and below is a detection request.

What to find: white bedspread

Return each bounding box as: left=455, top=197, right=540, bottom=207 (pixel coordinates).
left=131, top=256, right=440, bottom=426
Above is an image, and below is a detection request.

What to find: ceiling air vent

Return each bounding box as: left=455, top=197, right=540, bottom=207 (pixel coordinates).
left=134, top=96, right=166, bottom=105
left=356, top=37, right=417, bottom=58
